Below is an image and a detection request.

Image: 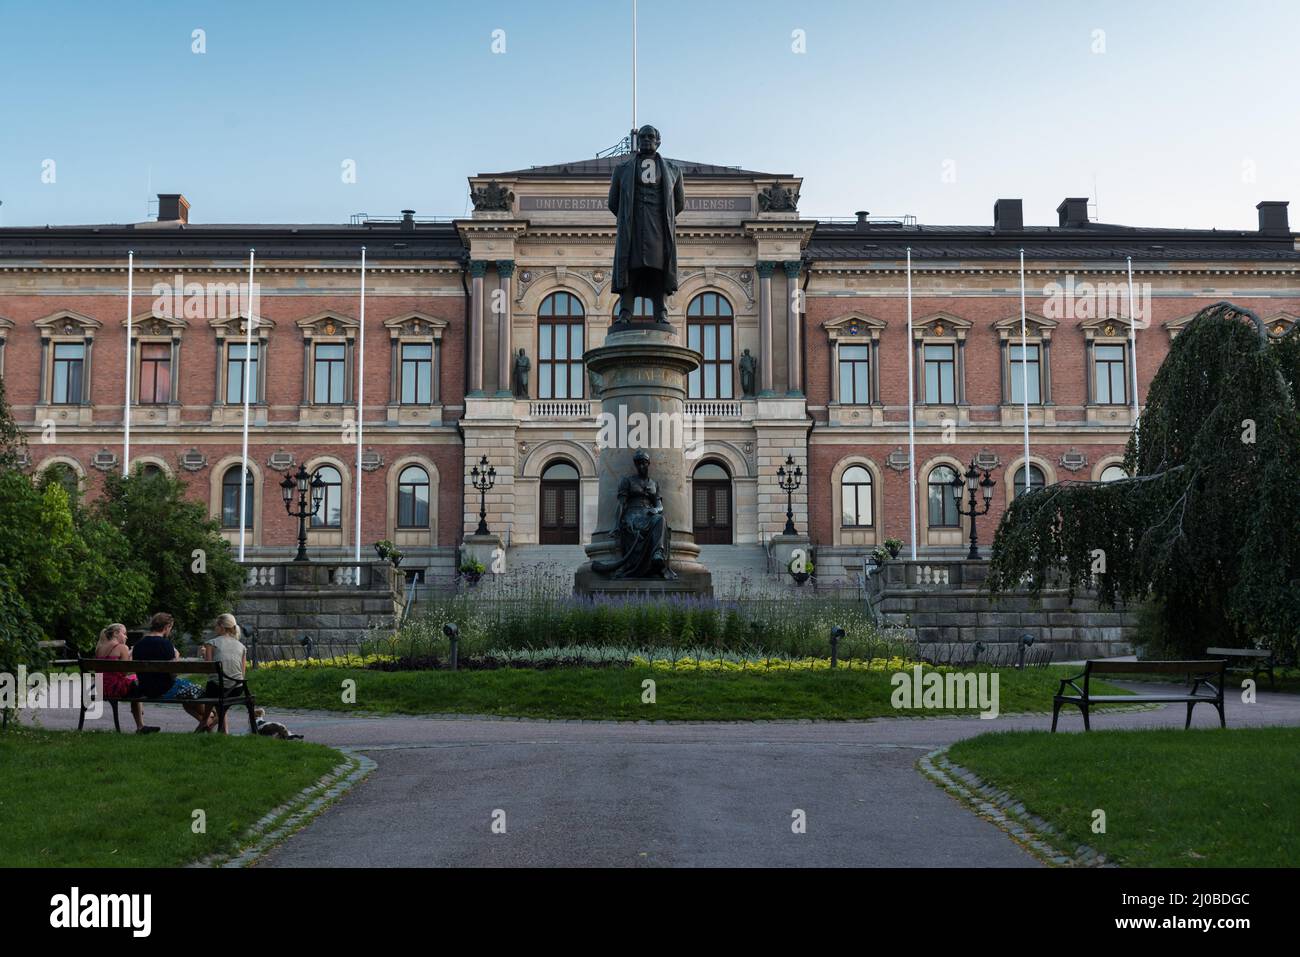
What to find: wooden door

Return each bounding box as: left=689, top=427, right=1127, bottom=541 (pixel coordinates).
left=693, top=480, right=732, bottom=544
left=540, top=480, right=580, bottom=544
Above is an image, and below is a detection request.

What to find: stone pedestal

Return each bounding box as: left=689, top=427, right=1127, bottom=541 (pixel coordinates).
left=460, top=533, right=502, bottom=572
left=575, top=325, right=712, bottom=596
left=769, top=533, right=812, bottom=574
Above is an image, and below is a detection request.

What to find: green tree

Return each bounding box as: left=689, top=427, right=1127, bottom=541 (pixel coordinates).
left=96, top=469, right=245, bottom=638
left=0, top=375, right=26, bottom=472
left=988, top=302, right=1300, bottom=659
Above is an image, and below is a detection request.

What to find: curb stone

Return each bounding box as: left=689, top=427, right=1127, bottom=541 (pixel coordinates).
left=918, top=746, right=1110, bottom=868
left=190, top=748, right=377, bottom=868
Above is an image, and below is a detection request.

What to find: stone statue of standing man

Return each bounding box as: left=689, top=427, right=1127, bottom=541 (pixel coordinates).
left=608, top=125, right=685, bottom=330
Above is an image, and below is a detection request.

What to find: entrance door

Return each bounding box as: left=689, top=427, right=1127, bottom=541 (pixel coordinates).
left=692, top=462, right=732, bottom=545
left=539, top=461, right=580, bottom=544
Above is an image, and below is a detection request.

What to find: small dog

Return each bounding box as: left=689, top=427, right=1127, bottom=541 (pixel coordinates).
left=253, top=708, right=304, bottom=740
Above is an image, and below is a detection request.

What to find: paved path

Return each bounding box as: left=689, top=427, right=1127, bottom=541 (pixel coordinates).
left=24, top=683, right=1300, bottom=867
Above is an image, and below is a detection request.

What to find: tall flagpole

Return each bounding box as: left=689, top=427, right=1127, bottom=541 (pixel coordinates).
left=354, top=246, right=366, bottom=572
left=631, top=0, right=638, bottom=139
left=238, top=249, right=256, bottom=563
left=123, top=251, right=134, bottom=476
left=1126, top=256, right=1140, bottom=457
left=1019, top=249, right=1030, bottom=487
left=906, top=248, right=917, bottom=561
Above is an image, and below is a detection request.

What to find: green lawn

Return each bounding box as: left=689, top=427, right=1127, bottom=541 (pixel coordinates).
left=0, top=729, right=343, bottom=867
left=249, top=664, right=1131, bottom=721
left=947, top=727, right=1300, bottom=867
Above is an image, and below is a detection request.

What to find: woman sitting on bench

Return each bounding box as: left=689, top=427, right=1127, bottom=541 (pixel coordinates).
left=93, top=623, right=158, bottom=735
left=132, top=612, right=208, bottom=731
left=196, top=613, right=248, bottom=734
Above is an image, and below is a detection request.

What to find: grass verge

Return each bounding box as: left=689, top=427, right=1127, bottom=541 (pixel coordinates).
left=947, top=727, right=1300, bottom=867
left=0, top=728, right=343, bottom=867
left=249, top=665, right=1131, bottom=721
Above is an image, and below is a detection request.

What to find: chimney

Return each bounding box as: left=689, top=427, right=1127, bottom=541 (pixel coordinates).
left=400, top=209, right=416, bottom=231
left=993, top=199, right=1023, bottom=231
left=854, top=210, right=869, bottom=228
left=1257, top=201, right=1290, bottom=235
left=157, top=193, right=190, bottom=224
left=1056, top=197, right=1089, bottom=228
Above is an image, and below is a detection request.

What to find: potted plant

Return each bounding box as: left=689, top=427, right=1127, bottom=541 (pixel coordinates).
left=459, top=558, right=486, bottom=586
left=373, top=540, right=404, bottom=566
left=884, top=538, right=903, bottom=559
left=788, top=556, right=814, bottom=585
left=869, top=545, right=888, bottom=567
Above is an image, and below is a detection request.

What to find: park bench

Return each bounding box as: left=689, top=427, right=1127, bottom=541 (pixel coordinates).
left=78, top=658, right=257, bottom=735
left=1052, top=659, right=1225, bottom=732
left=1205, top=647, right=1275, bottom=690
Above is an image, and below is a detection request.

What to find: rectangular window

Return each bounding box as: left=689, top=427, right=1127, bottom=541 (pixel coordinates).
left=838, top=344, right=871, bottom=404
left=1008, top=344, right=1041, bottom=405
left=1094, top=344, right=1126, bottom=404
left=226, top=343, right=259, bottom=404
left=688, top=321, right=734, bottom=400
left=52, top=343, right=85, bottom=404
left=313, top=343, right=346, bottom=404
left=538, top=322, right=583, bottom=400
left=400, top=343, right=433, bottom=404
left=923, top=344, right=955, bottom=404
left=138, top=342, right=171, bottom=404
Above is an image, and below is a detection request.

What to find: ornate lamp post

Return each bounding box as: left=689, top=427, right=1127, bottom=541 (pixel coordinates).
left=950, top=460, right=995, bottom=560
left=280, top=464, right=325, bottom=562
left=470, top=455, right=496, bottom=536
left=776, top=454, right=803, bottom=536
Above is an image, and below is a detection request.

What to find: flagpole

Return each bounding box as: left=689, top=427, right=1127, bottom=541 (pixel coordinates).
left=354, top=246, right=366, bottom=573
left=1126, top=256, right=1139, bottom=457
left=1019, top=248, right=1030, bottom=487
left=123, top=251, right=134, bottom=476
left=631, top=0, right=638, bottom=140
left=906, top=248, right=917, bottom=561
left=238, top=249, right=255, bottom=563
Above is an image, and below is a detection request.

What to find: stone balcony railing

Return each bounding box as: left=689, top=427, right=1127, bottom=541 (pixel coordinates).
left=684, top=399, right=743, bottom=418
left=527, top=400, right=594, bottom=418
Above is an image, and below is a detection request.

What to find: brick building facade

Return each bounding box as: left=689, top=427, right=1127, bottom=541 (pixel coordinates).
left=1, top=162, right=1296, bottom=589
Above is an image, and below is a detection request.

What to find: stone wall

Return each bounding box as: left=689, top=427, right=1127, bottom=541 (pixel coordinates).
left=234, top=560, right=406, bottom=651
left=866, top=558, right=1138, bottom=660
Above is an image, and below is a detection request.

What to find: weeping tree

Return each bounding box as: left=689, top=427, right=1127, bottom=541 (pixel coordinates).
left=987, top=301, right=1300, bottom=659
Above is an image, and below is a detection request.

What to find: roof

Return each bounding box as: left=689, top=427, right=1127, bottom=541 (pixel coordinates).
left=807, top=222, right=1300, bottom=263
left=479, top=156, right=792, bottom=179
left=0, top=221, right=467, bottom=262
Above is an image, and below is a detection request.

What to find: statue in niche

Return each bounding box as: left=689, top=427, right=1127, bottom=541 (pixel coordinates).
left=591, top=449, right=675, bottom=580
left=512, top=348, right=530, bottom=398
left=608, top=125, right=685, bottom=329
left=739, top=349, right=758, bottom=397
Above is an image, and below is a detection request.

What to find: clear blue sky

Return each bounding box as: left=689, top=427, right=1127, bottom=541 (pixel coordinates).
left=2, top=0, right=1296, bottom=230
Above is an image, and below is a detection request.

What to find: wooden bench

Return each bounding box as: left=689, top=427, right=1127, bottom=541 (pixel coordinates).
left=1052, top=659, right=1225, bottom=732
left=79, top=658, right=256, bottom=735
left=1206, top=647, right=1275, bottom=690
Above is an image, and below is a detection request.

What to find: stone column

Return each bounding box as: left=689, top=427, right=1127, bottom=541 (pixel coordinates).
left=496, top=260, right=514, bottom=397
left=784, top=260, right=802, bottom=396
left=469, top=260, right=487, bottom=395
left=757, top=261, right=775, bottom=395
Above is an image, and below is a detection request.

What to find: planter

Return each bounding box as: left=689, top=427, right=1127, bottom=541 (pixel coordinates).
left=790, top=571, right=810, bottom=586
left=886, top=542, right=902, bottom=559
left=461, top=571, right=483, bottom=587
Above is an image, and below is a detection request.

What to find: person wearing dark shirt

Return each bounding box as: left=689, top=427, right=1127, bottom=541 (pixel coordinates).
left=131, top=612, right=209, bottom=730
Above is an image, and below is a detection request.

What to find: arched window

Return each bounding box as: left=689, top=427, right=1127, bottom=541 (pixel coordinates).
left=312, top=466, right=343, bottom=528
left=687, top=293, right=734, bottom=400
left=1013, top=464, right=1046, bottom=498
left=841, top=466, right=873, bottom=527
left=1100, top=465, right=1128, bottom=483
left=42, top=463, right=80, bottom=499
left=397, top=465, right=430, bottom=528
left=538, top=292, right=585, bottom=400
left=221, top=466, right=254, bottom=529
left=928, top=465, right=960, bottom=527
left=139, top=463, right=165, bottom=482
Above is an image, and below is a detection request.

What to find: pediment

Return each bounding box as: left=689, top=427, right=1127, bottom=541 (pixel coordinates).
left=823, top=312, right=887, bottom=340
left=912, top=311, right=972, bottom=339
left=994, top=311, right=1057, bottom=338
left=383, top=311, right=449, bottom=338
left=296, top=311, right=359, bottom=337
left=125, top=310, right=189, bottom=336
left=35, top=310, right=101, bottom=336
